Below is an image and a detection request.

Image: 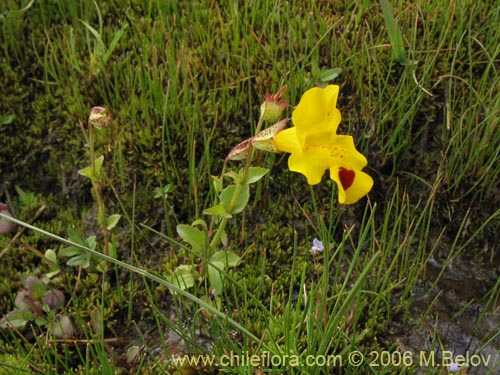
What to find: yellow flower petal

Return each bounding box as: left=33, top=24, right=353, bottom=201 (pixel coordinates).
left=287, top=145, right=331, bottom=184
left=285, top=134, right=369, bottom=187
left=291, top=85, right=342, bottom=144
left=273, top=127, right=301, bottom=153
left=330, top=166, right=374, bottom=204
left=326, top=135, right=368, bottom=170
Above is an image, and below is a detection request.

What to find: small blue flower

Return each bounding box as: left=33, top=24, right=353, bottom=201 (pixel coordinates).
left=310, top=238, right=324, bottom=254
left=449, top=363, right=459, bottom=373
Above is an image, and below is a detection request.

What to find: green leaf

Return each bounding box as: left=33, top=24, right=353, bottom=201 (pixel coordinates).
left=90, top=308, right=104, bottom=335
left=220, top=184, right=249, bottom=214
left=96, top=258, right=109, bottom=273
left=60, top=229, right=93, bottom=267
left=59, top=246, right=81, bottom=258
left=45, top=269, right=61, bottom=279
left=212, top=176, right=223, bottom=194
left=44, top=249, right=58, bottom=264
left=66, top=228, right=96, bottom=250
left=94, top=155, right=104, bottom=177
left=176, top=224, right=206, bottom=254
left=34, top=316, right=48, bottom=326
left=223, top=171, right=242, bottom=183
left=0, top=113, right=14, bottom=126
left=78, top=155, right=104, bottom=179
left=66, top=253, right=91, bottom=268
left=86, top=235, right=97, bottom=250
left=15, top=185, right=36, bottom=206
left=245, top=167, right=269, bottom=184
left=2, top=310, right=33, bottom=329
left=106, top=214, right=121, bottom=230
left=170, top=265, right=197, bottom=291
left=191, top=219, right=208, bottom=230
left=203, top=204, right=232, bottom=218
left=220, top=229, right=228, bottom=247
left=211, top=251, right=241, bottom=268
left=67, top=227, right=87, bottom=246
left=154, top=184, right=171, bottom=199
left=78, top=165, right=93, bottom=179
left=207, top=260, right=225, bottom=295
left=319, top=68, right=342, bottom=83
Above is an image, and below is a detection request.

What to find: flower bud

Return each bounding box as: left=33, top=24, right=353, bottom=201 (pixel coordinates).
left=0, top=203, right=16, bottom=234
left=44, top=289, right=65, bottom=310
left=251, top=119, right=288, bottom=152
left=49, top=315, right=74, bottom=339
left=14, top=291, right=32, bottom=311
left=225, top=139, right=251, bottom=162
left=89, top=106, right=111, bottom=129
left=259, top=85, right=289, bottom=122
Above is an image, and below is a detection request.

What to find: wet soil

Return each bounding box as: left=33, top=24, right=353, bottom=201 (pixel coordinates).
left=394, top=250, right=500, bottom=374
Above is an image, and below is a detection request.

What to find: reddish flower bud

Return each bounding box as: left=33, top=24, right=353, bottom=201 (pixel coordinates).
left=260, top=85, right=289, bottom=122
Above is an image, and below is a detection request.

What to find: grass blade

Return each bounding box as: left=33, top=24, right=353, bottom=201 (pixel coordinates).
left=380, top=0, right=406, bottom=64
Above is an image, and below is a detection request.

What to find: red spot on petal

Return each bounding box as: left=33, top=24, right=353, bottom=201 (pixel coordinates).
left=338, top=167, right=355, bottom=190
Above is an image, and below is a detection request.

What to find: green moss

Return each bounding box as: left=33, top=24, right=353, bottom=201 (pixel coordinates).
left=0, top=353, right=29, bottom=374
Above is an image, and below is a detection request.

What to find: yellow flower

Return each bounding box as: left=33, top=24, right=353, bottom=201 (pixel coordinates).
left=274, top=85, right=373, bottom=204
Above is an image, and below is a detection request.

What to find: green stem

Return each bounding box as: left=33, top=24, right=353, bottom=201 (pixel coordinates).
left=88, top=121, right=109, bottom=256
left=208, top=115, right=266, bottom=254
left=88, top=122, right=96, bottom=184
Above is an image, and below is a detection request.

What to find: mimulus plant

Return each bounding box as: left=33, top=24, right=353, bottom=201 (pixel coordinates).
left=174, top=84, right=373, bottom=300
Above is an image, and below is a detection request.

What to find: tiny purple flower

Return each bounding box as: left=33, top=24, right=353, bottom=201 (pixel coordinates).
left=310, top=238, right=324, bottom=254
left=449, top=363, right=459, bottom=373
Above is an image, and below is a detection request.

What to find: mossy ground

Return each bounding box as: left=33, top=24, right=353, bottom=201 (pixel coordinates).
left=1, top=1, right=499, bottom=374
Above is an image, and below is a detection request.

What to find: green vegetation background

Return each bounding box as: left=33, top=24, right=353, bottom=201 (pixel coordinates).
left=1, top=1, right=498, bottom=374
